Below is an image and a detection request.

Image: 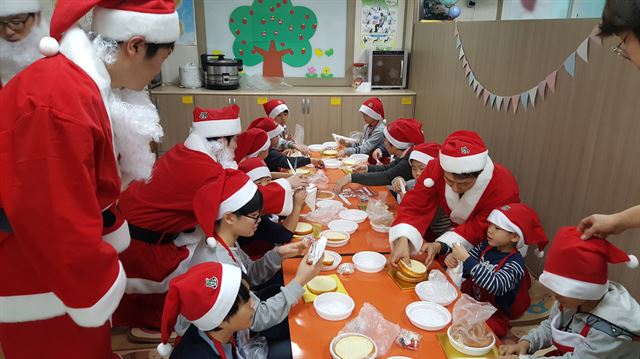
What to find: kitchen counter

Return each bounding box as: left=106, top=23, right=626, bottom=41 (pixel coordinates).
left=150, top=84, right=416, bottom=96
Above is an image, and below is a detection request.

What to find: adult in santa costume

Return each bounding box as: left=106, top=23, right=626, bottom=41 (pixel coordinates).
left=388, top=130, right=520, bottom=269
left=0, top=0, right=179, bottom=358
left=0, top=0, right=49, bottom=88
left=498, top=226, right=640, bottom=358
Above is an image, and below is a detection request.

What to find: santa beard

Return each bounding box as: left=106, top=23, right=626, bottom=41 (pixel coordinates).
left=0, top=18, right=48, bottom=84
left=107, top=88, right=163, bottom=188
left=207, top=139, right=238, bottom=169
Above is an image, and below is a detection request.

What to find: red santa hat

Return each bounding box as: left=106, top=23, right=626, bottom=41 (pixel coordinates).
left=539, top=226, right=638, bottom=300
left=359, top=97, right=385, bottom=122
left=439, top=130, right=489, bottom=174
left=192, top=105, right=242, bottom=139
left=39, top=0, right=179, bottom=57
left=0, top=0, right=40, bottom=17
left=263, top=99, right=289, bottom=119
left=383, top=118, right=424, bottom=150
left=248, top=117, right=284, bottom=139
left=234, top=129, right=270, bottom=163
left=156, top=262, right=242, bottom=357
left=409, top=142, right=440, bottom=165
left=238, top=157, right=271, bottom=183
left=487, top=203, right=549, bottom=257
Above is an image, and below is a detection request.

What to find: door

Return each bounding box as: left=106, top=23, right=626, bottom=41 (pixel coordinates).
left=306, top=96, right=343, bottom=145
left=153, top=94, right=196, bottom=155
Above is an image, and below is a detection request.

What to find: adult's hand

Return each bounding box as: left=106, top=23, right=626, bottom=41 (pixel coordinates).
left=419, top=241, right=442, bottom=269
left=388, top=237, right=411, bottom=268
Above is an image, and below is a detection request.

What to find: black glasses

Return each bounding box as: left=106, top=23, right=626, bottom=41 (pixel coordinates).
left=0, top=13, right=34, bottom=32
left=611, top=33, right=629, bottom=58
left=242, top=211, right=262, bottom=222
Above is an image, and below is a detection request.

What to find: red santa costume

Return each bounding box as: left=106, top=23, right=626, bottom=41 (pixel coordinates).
left=390, top=130, right=520, bottom=254
left=0, top=0, right=179, bottom=358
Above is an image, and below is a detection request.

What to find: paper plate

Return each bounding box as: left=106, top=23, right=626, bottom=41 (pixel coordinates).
left=405, top=301, right=451, bottom=331
left=349, top=154, right=369, bottom=163
left=322, top=158, right=341, bottom=169
left=352, top=251, right=386, bottom=273
left=339, top=209, right=368, bottom=223
left=321, top=230, right=350, bottom=247
left=414, top=278, right=459, bottom=306
left=447, top=326, right=496, bottom=356
left=317, top=199, right=343, bottom=209
left=321, top=250, right=342, bottom=271
left=328, top=219, right=358, bottom=234
left=330, top=333, right=377, bottom=359
left=309, top=144, right=326, bottom=152
left=314, top=292, right=354, bottom=321
left=371, top=222, right=390, bottom=233
left=316, top=191, right=336, bottom=201
left=322, top=141, right=339, bottom=150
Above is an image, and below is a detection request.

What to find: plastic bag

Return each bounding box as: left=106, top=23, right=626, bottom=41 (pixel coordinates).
left=419, top=270, right=458, bottom=306
left=307, top=169, right=329, bottom=189
left=395, top=328, right=422, bottom=350
left=239, top=334, right=268, bottom=359
left=338, top=303, right=401, bottom=356
left=239, top=75, right=292, bottom=91
left=447, top=261, right=463, bottom=289
left=303, top=204, right=342, bottom=225
left=366, top=198, right=394, bottom=227
left=449, top=294, right=497, bottom=348
left=294, top=124, right=305, bottom=145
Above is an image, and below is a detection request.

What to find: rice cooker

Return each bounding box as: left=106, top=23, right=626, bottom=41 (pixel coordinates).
left=201, top=54, right=243, bottom=90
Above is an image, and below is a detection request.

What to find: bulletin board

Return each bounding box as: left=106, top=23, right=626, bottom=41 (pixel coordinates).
left=203, top=0, right=347, bottom=78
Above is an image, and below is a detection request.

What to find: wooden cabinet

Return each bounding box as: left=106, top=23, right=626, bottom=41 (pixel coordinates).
left=152, top=94, right=195, bottom=155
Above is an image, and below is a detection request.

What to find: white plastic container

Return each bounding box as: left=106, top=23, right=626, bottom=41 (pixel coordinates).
left=314, top=292, right=354, bottom=321
left=328, top=219, right=358, bottom=234
left=447, top=326, right=496, bottom=356
left=317, top=199, right=344, bottom=209
left=339, top=209, right=368, bottom=223
left=308, top=144, right=326, bottom=152
left=405, top=301, right=451, bottom=331
left=352, top=251, right=386, bottom=273
left=414, top=279, right=459, bottom=306
left=321, top=250, right=342, bottom=271
left=330, top=333, right=377, bottom=359
left=322, top=141, right=339, bottom=150
left=322, top=158, right=341, bottom=169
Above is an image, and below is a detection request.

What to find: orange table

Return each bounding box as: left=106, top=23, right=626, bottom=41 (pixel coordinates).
left=284, top=255, right=454, bottom=359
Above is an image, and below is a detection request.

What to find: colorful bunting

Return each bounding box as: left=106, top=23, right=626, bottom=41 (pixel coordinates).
left=464, top=65, right=472, bottom=77
left=483, top=91, right=490, bottom=106
left=489, top=94, right=497, bottom=108
left=496, top=96, right=504, bottom=111
left=546, top=71, right=557, bottom=93
left=456, top=35, right=461, bottom=49
left=577, top=38, right=589, bottom=63
left=459, top=47, right=465, bottom=60
left=520, top=92, right=529, bottom=111
left=589, top=25, right=602, bottom=46
left=468, top=73, right=475, bottom=86
left=537, top=80, right=547, bottom=100
left=528, top=87, right=538, bottom=107
left=511, top=95, right=520, bottom=114
left=563, top=52, right=576, bottom=77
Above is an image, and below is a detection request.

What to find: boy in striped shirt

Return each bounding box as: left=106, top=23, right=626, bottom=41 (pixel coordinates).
left=444, top=203, right=548, bottom=338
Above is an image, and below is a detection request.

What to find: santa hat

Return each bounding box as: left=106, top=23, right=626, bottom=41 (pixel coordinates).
left=539, top=226, right=638, bottom=300
left=383, top=118, right=424, bottom=150
left=487, top=203, right=549, bottom=257
left=263, top=99, right=289, bottom=119
left=409, top=142, right=440, bottom=165
left=234, top=129, right=270, bottom=163
left=439, top=130, right=489, bottom=174
left=238, top=157, right=271, bottom=183
left=39, top=0, right=179, bottom=57
left=0, top=0, right=40, bottom=17
left=156, top=262, right=242, bottom=357
left=359, top=97, right=385, bottom=122
left=248, top=117, right=284, bottom=139
left=192, top=105, right=242, bottom=139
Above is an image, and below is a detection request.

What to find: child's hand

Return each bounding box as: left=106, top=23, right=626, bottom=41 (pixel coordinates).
left=451, top=243, right=470, bottom=262
left=294, top=252, right=324, bottom=286
left=498, top=340, right=530, bottom=357
left=352, top=164, right=368, bottom=173
left=391, top=177, right=406, bottom=193
left=311, top=158, right=325, bottom=169
left=333, top=175, right=351, bottom=194
left=294, top=144, right=311, bottom=156
left=444, top=253, right=459, bottom=268
left=293, top=187, right=307, bottom=207
left=287, top=175, right=308, bottom=189
left=336, top=149, right=347, bottom=158
left=276, top=241, right=309, bottom=259
left=372, top=148, right=383, bottom=161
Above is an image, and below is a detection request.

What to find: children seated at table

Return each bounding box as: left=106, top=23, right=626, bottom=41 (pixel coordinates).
left=333, top=118, right=424, bottom=193
left=498, top=226, right=640, bottom=358
left=444, top=203, right=549, bottom=338
left=336, top=97, right=386, bottom=158
left=234, top=128, right=270, bottom=163
left=263, top=99, right=310, bottom=155
left=390, top=142, right=440, bottom=203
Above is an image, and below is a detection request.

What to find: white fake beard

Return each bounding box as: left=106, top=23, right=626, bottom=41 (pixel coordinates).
left=108, top=88, right=163, bottom=188
left=0, top=18, right=48, bottom=84
left=207, top=139, right=237, bottom=169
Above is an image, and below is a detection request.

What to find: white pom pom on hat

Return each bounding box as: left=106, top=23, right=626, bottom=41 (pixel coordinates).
left=157, top=342, right=172, bottom=357
left=627, top=254, right=639, bottom=269
left=39, top=36, right=60, bottom=57
left=206, top=237, right=217, bottom=248
left=534, top=248, right=545, bottom=258
left=423, top=178, right=435, bottom=188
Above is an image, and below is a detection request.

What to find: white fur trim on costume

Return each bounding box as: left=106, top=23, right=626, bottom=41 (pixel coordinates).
left=535, top=248, right=545, bottom=258
left=206, top=237, right=217, bottom=248
left=627, top=255, right=638, bottom=269
left=389, top=223, right=423, bottom=255
left=92, top=7, right=180, bottom=43
left=267, top=125, right=285, bottom=139
left=359, top=104, right=383, bottom=121
left=439, top=150, right=488, bottom=174
left=445, top=158, right=494, bottom=225
left=39, top=36, right=59, bottom=57
left=192, top=118, right=242, bottom=139
left=0, top=292, right=65, bottom=323
left=539, top=270, right=608, bottom=300
left=192, top=265, right=242, bottom=331
left=423, top=178, right=435, bottom=188
left=102, top=220, right=131, bottom=253
left=247, top=137, right=271, bottom=159
left=269, top=103, right=289, bottom=118
left=217, top=181, right=259, bottom=220
left=383, top=127, right=412, bottom=150
left=247, top=166, right=271, bottom=182
left=273, top=178, right=293, bottom=216
left=0, top=0, right=39, bottom=17
left=157, top=342, right=173, bottom=357
left=409, top=151, right=434, bottom=165
left=488, top=209, right=524, bottom=244
left=436, top=231, right=473, bottom=250
left=66, top=261, right=127, bottom=327
left=184, top=133, right=215, bottom=160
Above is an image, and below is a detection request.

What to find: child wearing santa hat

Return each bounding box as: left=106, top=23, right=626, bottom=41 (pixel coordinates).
left=333, top=118, right=425, bottom=193
left=337, top=97, right=388, bottom=159
left=263, top=98, right=310, bottom=156
left=498, top=226, right=640, bottom=358
left=445, top=203, right=549, bottom=338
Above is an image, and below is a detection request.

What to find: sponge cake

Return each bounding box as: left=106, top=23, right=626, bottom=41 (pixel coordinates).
left=294, top=222, right=313, bottom=236
left=307, top=275, right=337, bottom=295
left=334, top=335, right=375, bottom=359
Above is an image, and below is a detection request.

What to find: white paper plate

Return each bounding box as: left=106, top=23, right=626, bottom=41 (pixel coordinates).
left=322, top=158, right=341, bottom=169
left=405, top=301, right=451, bottom=331
left=314, top=292, right=354, bottom=321
left=328, top=219, right=358, bottom=234
left=352, top=251, right=386, bottom=273
left=322, top=141, right=339, bottom=150
left=370, top=222, right=390, bottom=233
left=316, top=191, right=336, bottom=201
left=414, top=278, right=459, bottom=306
left=330, top=333, right=377, bottom=359
left=447, top=326, right=496, bottom=356
left=321, top=250, right=342, bottom=271
left=309, top=144, right=325, bottom=152
left=317, top=199, right=343, bottom=209
left=339, top=209, right=368, bottom=223
left=349, top=154, right=370, bottom=163
left=321, top=230, right=350, bottom=248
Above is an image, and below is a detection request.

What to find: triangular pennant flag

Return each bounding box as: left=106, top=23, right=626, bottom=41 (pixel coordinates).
left=589, top=25, right=602, bottom=46
left=489, top=94, right=497, bottom=109
left=464, top=65, right=472, bottom=77
left=475, top=84, right=484, bottom=97
left=483, top=91, right=490, bottom=106
left=504, top=98, right=511, bottom=112
left=459, top=47, right=465, bottom=60
left=468, top=73, right=475, bottom=86
left=496, top=96, right=504, bottom=111
left=511, top=95, right=520, bottom=114
left=564, top=52, right=576, bottom=77
left=462, top=57, right=468, bottom=68
left=537, top=80, right=547, bottom=100
left=529, top=87, right=538, bottom=107
left=520, top=92, right=529, bottom=111
left=577, top=38, right=589, bottom=63
left=454, top=25, right=459, bottom=37
left=456, top=35, right=461, bottom=49
left=472, top=80, right=480, bottom=92
left=546, top=71, right=557, bottom=93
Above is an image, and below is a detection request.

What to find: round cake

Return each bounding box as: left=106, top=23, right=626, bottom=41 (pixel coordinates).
left=322, top=230, right=349, bottom=242
left=323, top=149, right=338, bottom=157
left=307, top=275, right=337, bottom=295
left=334, top=335, right=375, bottom=359
left=295, top=222, right=313, bottom=235
left=322, top=253, right=335, bottom=266
left=396, top=259, right=428, bottom=283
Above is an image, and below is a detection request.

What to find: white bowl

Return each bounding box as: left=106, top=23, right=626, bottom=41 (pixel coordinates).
left=321, top=230, right=350, bottom=248
left=316, top=191, right=336, bottom=201
left=349, top=154, right=370, bottom=163
left=322, top=158, right=341, bottom=169
left=314, top=292, right=354, bottom=321
left=447, top=326, right=496, bottom=356
left=309, top=144, right=325, bottom=152
left=405, top=301, right=451, bottom=331
left=328, top=219, right=358, bottom=234
left=317, top=199, right=344, bottom=209
left=352, top=251, right=386, bottom=273
left=322, top=141, right=339, bottom=150
left=321, top=250, right=342, bottom=271
left=339, top=209, right=368, bottom=223
left=414, top=279, right=459, bottom=306
left=370, top=222, right=390, bottom=233
left=330, top=333, right=377, bottom=359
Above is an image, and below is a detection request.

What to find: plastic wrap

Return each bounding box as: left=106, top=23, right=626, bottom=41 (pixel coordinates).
left=338, top=303, right=401, bottom=356
left=447, top=261, right=463, bottom=289
left=366, top=198, right=394, bottom=227
left=418, top=270, right=458, bottom=305
left=395, top=328, right=422, bottom=350
left=294, top=124, right=305, bottom=146
left=337, top=263, right=355, bottom=275
left=449, top=294, right=497, bottom=348
left=239, top=334, right=268, bottom=359
left=308, top=170, right=329, bottom=189
left=239, top=75, right=293, bottom=91
left=303, top=204, right=342, bottom=226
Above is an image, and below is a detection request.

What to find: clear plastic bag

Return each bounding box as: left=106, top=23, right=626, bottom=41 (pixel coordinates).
left=419, top=269, right=458, bottom=305
left=366, top=198, right=394, bottom=227
left=294, top=124, right=305, bottom=145
left=446, top=261, right=463, bottom=289
left=338, top=302, right=401, bottom=356
left=239, top=75, right=293, bottom=91
left=449, top=294, right=497, bottom=348
left=303, top=204, right=342, bottom=226
left=239, top=334, right=268, bottom=359
left=307, top=169, right=329, bottom=189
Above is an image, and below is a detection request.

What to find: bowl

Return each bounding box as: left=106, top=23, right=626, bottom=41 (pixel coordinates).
left=314, top=292, right=355, bottom=321
left=414, top=279, right=459, bottom=306
left=352, top=251, right=386, bottom=273
left=316, top=191, right=336, bottom=201
left=342, top=158, right=358, bottom=166
left=322, top=141, right=339, bottom=150
left=349, top=154, right=370, bottom=163
left=447, top=326, right=496, bottom=356
left=330, top=333, right=377, bottom=359
left=322, top=158, right=341, bottom=169
left=321, top=250, right=342, bottom=271
left=317, top=199, right=344, bottom=209
left=405, top=301, right=451, bottom=331
left=339, top=209, right=368, bottom=223
left=321, top=230, right=350, bottom=247
left=370, top=222, right=390, bottom=233
left=328, top=219, right=358, bottom=234
left=309, top=144, right=325, bottom=152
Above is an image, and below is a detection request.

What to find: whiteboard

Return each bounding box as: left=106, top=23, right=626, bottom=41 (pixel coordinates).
left=204, top=0, right=347, bottom=78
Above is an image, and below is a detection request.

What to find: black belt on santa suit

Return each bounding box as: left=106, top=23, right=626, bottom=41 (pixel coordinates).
left=0, top=208, right=12, bottom=233
left=128, top=223, right=196, bottom=245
